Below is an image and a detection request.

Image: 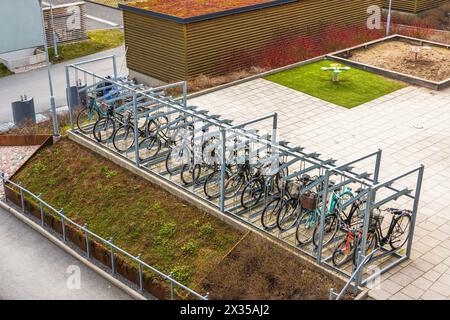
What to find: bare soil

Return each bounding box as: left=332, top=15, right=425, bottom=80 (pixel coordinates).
left=348, top=40, right=450, bottom=82
left=199, top=233, right=352, bottom=300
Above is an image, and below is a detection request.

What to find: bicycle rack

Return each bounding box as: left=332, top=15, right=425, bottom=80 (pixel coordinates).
left=65, top=55, right=425, bottom=290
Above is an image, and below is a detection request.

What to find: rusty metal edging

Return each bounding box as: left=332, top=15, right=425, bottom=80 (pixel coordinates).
left=1, top=135, right=53, bottom=179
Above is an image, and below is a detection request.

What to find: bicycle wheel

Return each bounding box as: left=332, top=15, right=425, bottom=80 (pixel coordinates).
left=224, top=173, right=245, bottom=199
left=138, top=136, right=161, bottom=161
left=332, top=236, right=355, bottom=267
left=204, top=169, right=230, bottom=199
left=312, top=214, right=339, bottom=248
left=113, top=125, right=135, bottom=153
left=77, top=107, right=100, bottom=134
left=389, top=214, right=411, bottom=250
left=353, top=232, right=378, bottom=266
left=277, top=201, right=301, bottom=231
left=165, top=146, right=189, bottom=175
left=261, top=197, right=285, bottom=230
left=180, top=163, right=201, bottom=186
left=240, top=178, right=265, bottom=210
left=93, top=117, right=115, bottom=143
left=296, top=210, right=317, bottom=245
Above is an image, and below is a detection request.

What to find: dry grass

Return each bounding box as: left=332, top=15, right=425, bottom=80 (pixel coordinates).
left=199, top=233, right=352, bottom=300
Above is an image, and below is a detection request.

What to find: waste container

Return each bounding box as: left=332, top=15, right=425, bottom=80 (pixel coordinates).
left=11, top=96, right=36, bottom=126
left=67, top=84, right=87, bottom=109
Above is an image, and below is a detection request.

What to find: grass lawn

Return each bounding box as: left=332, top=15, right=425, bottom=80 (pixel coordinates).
left=265, top=60, right=406, bottom=108
left=49, top=29, right=124, bottom=63
left=12, top=139, right=242, bottom=286
left=0, top=63, right=14, bottom=78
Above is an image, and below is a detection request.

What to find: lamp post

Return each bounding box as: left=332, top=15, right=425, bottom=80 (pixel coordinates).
left=49, top=0, right=59, bottom=58
left=386, top=0, right=393, bottom=36
left=38, top=0, right=60, bottom=138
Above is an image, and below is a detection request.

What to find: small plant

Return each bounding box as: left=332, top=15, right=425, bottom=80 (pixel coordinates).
left=32, top=162, right=47, bottom=174
left=101, top=166, right=118, bottom=178
left=158, top=221, right=177, bottom=238
left=199, top=223, right=214, bottom=238
left=182, top=240, right=198, bottom=256
left=171, top=265, right=192, bottom=284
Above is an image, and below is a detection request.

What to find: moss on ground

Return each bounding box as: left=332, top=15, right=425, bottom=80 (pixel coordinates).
left=12, top=138, right=242, bottom=286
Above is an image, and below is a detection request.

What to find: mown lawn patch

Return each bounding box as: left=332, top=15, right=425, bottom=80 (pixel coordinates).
left=49, top=29, right=124, bottom=63
left=265, top=60, right=406, bottom=108
left=12, top=138, right=241, bottom=286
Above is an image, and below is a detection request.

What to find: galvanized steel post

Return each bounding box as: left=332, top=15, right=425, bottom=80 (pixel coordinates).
left=39, top=193, right=44, bottom=227
left=137, top=253, right=143, bottom=291
left=84, top=223, right=90, bottom=258
left=220, top=129, right=227, bottom=212
left=109, top=237, right=115, bottom=274
left=133, top=93, right=140, bottom=167
left=316, top=170, right=330, bottom=264
left=60, top=208, right=66, bottom=241
left=406, top=165, right=424, bottom=258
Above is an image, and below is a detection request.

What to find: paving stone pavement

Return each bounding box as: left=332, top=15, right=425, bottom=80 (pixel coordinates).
left=0, top=146, right=40, bottom=198
left=191, top=78, right=450, bottom=300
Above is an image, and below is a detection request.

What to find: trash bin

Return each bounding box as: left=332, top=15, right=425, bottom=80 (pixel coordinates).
left=11, top=96, right=36, bottom=126
left=67, top=84, right=87, bottom=109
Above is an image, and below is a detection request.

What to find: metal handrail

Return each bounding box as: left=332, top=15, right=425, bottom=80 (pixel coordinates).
left=0, top=172, right=207, bottom=300
left=329, top=249, right=379, bottom=300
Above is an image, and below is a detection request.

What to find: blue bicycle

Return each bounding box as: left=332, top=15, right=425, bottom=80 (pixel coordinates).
left=295, top=184, right=356, bottom=247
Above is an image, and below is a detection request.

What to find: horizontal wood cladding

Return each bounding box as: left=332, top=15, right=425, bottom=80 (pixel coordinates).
left=185, top=0, right=377, bottom=77
left=415, top=0, right=448, bottom=12
left=123, top=0, right=380, bottom=81
left=388, top=0, right=447, bottom=12
left=123, top=11, right=187, bottom=81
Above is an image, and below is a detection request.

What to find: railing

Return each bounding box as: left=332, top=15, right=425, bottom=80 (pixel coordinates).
left=0, top=172, right=208, bottom=301
left=328, top=249, right=379, bottom=300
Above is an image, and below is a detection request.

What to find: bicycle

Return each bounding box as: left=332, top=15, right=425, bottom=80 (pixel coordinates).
left=369, top=208, right=412, bottom=251
left=259, top=174, right=313, bottom=230
left=295, top=183, right=356, bottom=247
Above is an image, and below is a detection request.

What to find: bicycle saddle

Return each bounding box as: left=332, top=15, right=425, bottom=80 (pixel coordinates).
left=386, top=208, right=408, bottom=215
left=355, top=187, right=363, bottom=194
left=300, top=174, right=311, bottom=182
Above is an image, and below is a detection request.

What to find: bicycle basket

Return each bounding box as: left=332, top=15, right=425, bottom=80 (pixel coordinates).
left=301, top=192, right=319, bottom=211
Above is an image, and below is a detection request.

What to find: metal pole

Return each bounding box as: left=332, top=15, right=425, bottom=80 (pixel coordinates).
left=132, top=93, right=140, bottom=166
left=112, top=56, right=118, bottom=80
left=182, top=81, right=188, bottom=108
left=65, top=66, right=74, bottom=130
left=60, top=208, right=66, bottom=241
left=109, top=237, right=115, bottom=274
left=19, top=184, right=25, bottom=213
left=373, top=149, right=382, bottom=184
left=169, top=272, right=174, bottom=300
left=39, top=193, right=44, bottom=227
left=84, top=223, right=90, bottom=258
left=406, top=165, right=424, bottom=258
left=272, top=113, right=278, bottom=146
left=49, top=0, right=58, bottom=58
left=137, top=253, right=143, bottom=291
left=38, top=0, right=60, bottom=138
left=1, top=173, right=5, bottom=201
left=316, top=170, right=330, bottom=263
left=386, top=0, right=393, bottom=36
left=219, top=129, right=226, bottom=212
left=356, top=189, right=373, bottom=286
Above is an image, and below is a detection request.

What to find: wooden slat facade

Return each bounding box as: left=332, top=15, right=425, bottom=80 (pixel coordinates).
left=386, top=0, right=447, bottom=13
left=123, top=0, right=381, bottom=81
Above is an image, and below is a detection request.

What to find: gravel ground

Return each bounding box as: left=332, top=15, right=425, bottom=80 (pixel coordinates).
left=0, top=146, right=39, bottom=198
